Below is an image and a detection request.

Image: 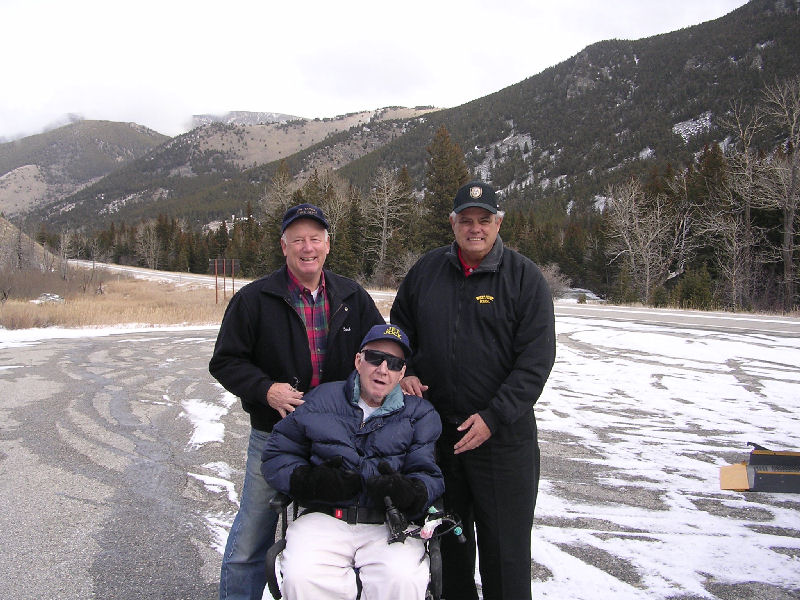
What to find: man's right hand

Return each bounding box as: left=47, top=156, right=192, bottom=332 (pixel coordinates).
left=267, top=382, right=304, bottom=418
left=289, top=456, right=362, bottom=503
left=400, top=376, right=429, bottom=397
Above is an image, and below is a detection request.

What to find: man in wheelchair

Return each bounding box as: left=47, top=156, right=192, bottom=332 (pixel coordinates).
left=261, top=324, right=445, bottom=600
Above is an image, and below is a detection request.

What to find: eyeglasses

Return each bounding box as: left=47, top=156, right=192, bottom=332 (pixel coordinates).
left=361, top=349, right=406, bottom=372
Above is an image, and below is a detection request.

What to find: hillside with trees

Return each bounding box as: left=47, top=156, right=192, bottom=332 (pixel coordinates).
left=26, top=107, right=439, bottom=228
left=0, top=120, right=167, bottom=217
left=6, top=0, right=800, bottom=313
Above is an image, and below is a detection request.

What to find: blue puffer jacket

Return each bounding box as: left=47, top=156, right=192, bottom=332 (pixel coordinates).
left=261, top=370, right=444, bottom=514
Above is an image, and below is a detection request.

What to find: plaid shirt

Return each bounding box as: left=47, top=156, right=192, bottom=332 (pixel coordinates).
left=287, top=269, right=330, bottom=388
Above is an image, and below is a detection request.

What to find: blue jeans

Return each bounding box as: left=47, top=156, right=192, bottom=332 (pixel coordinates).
left=220, top=428, right=279, bottom=600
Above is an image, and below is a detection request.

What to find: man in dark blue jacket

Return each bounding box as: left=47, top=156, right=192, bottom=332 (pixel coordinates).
left=209, top=203, right=384, bottom=600
left=391, top=181, right=556, bottom=600
left=261, top=324, right=444, bottom=600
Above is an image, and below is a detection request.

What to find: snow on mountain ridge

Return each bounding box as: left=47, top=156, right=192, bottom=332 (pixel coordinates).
left=190, top=111, right=300, bottom=129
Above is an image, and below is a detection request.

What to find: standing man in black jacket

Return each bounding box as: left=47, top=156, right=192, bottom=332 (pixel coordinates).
left=391, top=181, right=556, bottom=600
left=209, top=203, right=384, bottom=600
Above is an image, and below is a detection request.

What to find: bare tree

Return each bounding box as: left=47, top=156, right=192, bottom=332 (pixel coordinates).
left=759, top=76, right=800, bottom=311
left=259, top=160, right=295, bottom=222
left=86, top=236, right=109, bottom=269
left=664, top=169, right=702, bottom=280
left=540, top=263, right=572, bottom=299
left=362, top=167, right=411, bottom=275
left=718, top=100, right=767, bottom=308
left=0, top=223, right=35, bottom=271
left=697, top=180, right=773, bottom=310
left=605, top=179, right=688, bottom=303
left=58, top=229, right=74, bottom=280
left=389, top=249, right=422, bottom=287
left=135, top=221, right=161, bottom=270
left=317, top=169, right=351, bottom=243
left=42, top=243, right=56, bottom=273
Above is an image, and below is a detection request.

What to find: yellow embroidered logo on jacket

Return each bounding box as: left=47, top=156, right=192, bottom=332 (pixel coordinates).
left=383, top=326, right=403, bottom=339
left=475, top=295, right=495, bottom=304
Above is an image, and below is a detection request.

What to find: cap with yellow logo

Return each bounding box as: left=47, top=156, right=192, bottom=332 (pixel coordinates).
left=359, top=323, right=412, bottom=357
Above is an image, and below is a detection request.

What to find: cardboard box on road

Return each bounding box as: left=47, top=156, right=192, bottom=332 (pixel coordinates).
left=720, top=444, right=800, bottom=493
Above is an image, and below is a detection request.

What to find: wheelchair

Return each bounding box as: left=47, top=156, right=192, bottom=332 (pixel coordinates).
left=265, top=492, right=464, bottom=600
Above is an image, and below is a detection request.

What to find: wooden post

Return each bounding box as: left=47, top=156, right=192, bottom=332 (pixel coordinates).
left=223, top=257, right=227, bottom=300
left=210, top=257, right=239, bottom=303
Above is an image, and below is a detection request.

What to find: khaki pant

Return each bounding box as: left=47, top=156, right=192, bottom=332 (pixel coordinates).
left=279, top=512, right=428, bottom=599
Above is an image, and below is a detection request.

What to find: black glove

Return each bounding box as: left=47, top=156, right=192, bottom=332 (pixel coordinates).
left=289, top=456, right=362, bottom=503
left=366, top=461, right=428, bottom=515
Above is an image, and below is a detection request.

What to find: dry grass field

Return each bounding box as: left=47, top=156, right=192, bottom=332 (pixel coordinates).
left=0, top=269, right=228, bottom=329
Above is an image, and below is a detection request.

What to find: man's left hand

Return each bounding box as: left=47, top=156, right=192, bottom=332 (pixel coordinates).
left=454, top=413, right=492, bottom=454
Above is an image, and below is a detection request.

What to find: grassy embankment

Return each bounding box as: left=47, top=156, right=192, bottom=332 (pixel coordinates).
left=0, top=266, right=395, bottom=330
left=0, top=267, right=229, bottom=329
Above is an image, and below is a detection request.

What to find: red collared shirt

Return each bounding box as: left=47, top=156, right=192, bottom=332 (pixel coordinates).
left=457, top=247, right=479, bottom=277
left=287, top=270, right=330, bottom=388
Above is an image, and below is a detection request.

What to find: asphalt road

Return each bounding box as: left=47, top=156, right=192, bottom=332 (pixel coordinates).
left=555, top=302, right=800, bottom=336
left=71, top=258, right=800, bottom=335
left=1, top=301, right=798, bottom=599
left=0, top=329, right=232, bottom=599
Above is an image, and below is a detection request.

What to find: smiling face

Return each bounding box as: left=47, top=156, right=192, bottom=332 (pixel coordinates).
left=450, top=206, right=503, bottom=265
left=280, top=219, right=330, bottom=289
left=355, top=339, right=407, bottom=407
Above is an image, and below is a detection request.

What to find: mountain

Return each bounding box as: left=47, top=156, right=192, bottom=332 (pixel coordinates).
left=17, top=0, right=800, bottom=231
left=27, top=107, right=440, bottom=226
left=0, top=120, right=168, bottom=218
left=190, top=110, right=301, bottom=128
left=338, top=0, right=800, bottom=207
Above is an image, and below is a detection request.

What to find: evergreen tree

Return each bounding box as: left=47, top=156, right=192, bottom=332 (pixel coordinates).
left=420, top=125, right=469, bottom=251
left=190, top=230, right=210, bottom=274
left=561, top=219, right=588, bottom=284
left=214, top=220, right=229, bottom=258
left=302, top=171, right=323, bottom=207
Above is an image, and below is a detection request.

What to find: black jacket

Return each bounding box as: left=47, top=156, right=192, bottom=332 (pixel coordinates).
left=390, top=237, right=556, bottom=443
left=209, top=266, right=385, bottom=432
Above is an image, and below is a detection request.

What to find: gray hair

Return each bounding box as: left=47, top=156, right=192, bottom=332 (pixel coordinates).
left=449, top=210, right=505, bottom=220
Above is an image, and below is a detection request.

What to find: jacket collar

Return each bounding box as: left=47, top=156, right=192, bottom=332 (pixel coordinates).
left=260, top=266, right=351, bottom=302
left=346, top=370, right=405, bottom=420
left=446, top=235, right=504, bottom=274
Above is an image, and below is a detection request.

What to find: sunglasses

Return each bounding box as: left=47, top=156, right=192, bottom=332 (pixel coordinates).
left=361, top=349, right=406, bottom=372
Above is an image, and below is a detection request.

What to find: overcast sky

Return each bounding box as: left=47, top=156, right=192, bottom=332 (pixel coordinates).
left=1, top=0, right=750, bottom=141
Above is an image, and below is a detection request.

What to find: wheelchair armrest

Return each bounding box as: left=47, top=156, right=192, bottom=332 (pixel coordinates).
left=266, top=492, right=314, bottom=598
left=269, top=491, right=292, bottom=511
left=428, top=537, right=442, bottom=600
left=265, top=538, right=287, bottom=600
left=265, top=493, right=293, bottom=599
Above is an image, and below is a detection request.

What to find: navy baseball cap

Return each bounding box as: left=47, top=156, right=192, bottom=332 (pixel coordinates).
left=359, top=324, right=412, bottom=357
left=453, top=181, right=498, bottom=214
left=281, top=203, right=329, bottom=233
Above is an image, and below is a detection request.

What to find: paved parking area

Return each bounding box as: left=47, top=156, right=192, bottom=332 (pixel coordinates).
left=1, top=314, right=798, bottom=599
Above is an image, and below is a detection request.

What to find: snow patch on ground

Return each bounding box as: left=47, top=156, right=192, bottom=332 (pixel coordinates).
left=672, top=111, right=713, bottom=143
